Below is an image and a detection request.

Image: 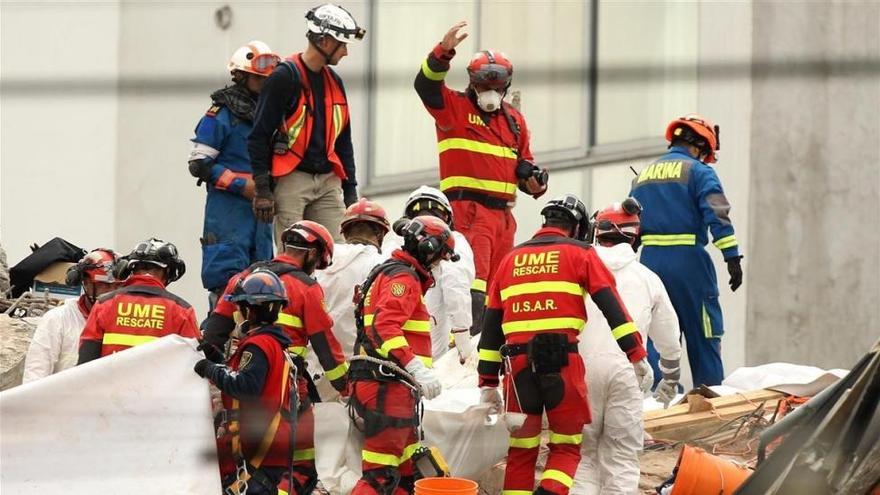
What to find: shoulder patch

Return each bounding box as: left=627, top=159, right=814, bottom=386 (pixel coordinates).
left=390, top=282, right=407, bottom=297
left=205, top=105, right=221, bottom=117
left=239, top=351, right=253, bottom=370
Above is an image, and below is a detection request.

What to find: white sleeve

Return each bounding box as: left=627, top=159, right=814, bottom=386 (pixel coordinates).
left=646, top=270, right=682, bottom=363
left=23, top=311, right=62, bottom=383
left=435, top=233, right=475, bottom=330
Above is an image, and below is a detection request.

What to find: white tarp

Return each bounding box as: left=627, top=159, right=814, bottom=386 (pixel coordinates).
left=0, top=335, right=222, bottom=494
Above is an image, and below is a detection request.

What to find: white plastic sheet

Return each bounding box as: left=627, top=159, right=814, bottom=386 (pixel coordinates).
left=0, top=335, right=222, bottom=494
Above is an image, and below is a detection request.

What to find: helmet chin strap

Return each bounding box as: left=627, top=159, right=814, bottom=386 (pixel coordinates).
left=310, top=36, right=342, bottom=65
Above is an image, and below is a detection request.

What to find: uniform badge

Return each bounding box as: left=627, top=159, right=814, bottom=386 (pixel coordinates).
left=206, top=105, right=221, bottom=117
left=239, top=351, right=253, bottom=370
left=390, top=282, right=406, bottom=297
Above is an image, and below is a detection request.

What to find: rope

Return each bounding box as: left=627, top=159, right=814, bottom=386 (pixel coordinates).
left=349, top=355, right=420, bottom=392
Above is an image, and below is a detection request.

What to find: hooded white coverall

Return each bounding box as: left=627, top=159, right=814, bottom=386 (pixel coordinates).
left=573, top=243, right=682, bottom=494
left=23, top=297, right=88, bottom=383
left=383, top=230, right=475, bottom=359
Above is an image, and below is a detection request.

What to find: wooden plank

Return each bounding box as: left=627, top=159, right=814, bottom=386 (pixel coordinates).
left=646, top=399, right=782, bottom=435
left=644, top=389, right=784, bottom=421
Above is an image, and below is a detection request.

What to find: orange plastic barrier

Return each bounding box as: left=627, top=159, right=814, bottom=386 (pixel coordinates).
left=670, top=445, right=752, bottom=495
left=414, top=477, right=479, bottom=495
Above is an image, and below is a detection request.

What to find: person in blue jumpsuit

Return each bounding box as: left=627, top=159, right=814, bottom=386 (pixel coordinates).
left=188, top=41, right=281, bottom=308
left=630, top=114, right=744, bottom=388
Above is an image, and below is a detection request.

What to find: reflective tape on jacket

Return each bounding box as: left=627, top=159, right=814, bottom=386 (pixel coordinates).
left=438, top=138, right=518, bottom=160
left=362, top=442, right=421, bottom=467
left=377, top=336, right=409, bottom=357
left=440, top=175, right=518, bottom=196
left=501, top=317, right=586, bottom=335
left=102, top=333, right=158, bottom=347
left=640, top=234, right=696, bottom=246
left=287, top=345, right=308, bottom=357
left=324, top=362, right=349, bottom=381
left=541, top=469, right=574, bottom=488
left=363, top=314, right=430, bottom=334
left=509, top=435, right=541, bottom=449
left=293, top=448, right=316, bottom=461
left=611, top=322, right=638, bottom=340
left=478, top=348, right=502, bottom=363
left=713, top=234, right=738, bottom=250
left=276, top=312, right=303, bottom=328
left=421, top=58, right=447, bottom=81
left=471, top=278, right=487, bottom=293
left=417, top=355, right=433, bottom=367
left=500, top=281, right=585, bottom=302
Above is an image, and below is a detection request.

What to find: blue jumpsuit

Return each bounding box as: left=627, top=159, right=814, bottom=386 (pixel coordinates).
left=630, top=146, right=740, bottom=387
left=192, top=100, right=273, bottom=296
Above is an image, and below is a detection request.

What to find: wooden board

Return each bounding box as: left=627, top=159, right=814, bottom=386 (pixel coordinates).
left=644, top=389, right=784, bottom=421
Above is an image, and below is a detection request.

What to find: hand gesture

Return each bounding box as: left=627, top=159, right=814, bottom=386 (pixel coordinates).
left=441, top=21, right=469, bottom=53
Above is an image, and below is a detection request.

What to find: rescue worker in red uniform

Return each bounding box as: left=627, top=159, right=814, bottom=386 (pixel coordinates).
left=201, top=220, right=348, bottom=493
left=349, top=216, right=459, bottom=494
left=194, top=269, right=296, bottom=494
left=78, top=238, right=198, bottom=363
left=477, top=195, right=650, bottom=495
left=414, top=21, right=548, bottom=336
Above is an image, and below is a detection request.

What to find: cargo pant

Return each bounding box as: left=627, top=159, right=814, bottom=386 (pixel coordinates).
left=273, top=169, right=346, bottom=246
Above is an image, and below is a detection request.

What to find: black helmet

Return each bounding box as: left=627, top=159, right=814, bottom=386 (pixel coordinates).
left=116, top=238, right=186, bottom=283
left=395, top=216, right=459, bottom=268
left=540, top=194, right=590, bottom=241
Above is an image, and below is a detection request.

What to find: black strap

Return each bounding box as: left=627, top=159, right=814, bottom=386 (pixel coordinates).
left=501, top=342, right=578, bottom=356
left=354, top=260, right=418, bottom=360
left=445, top=189, right=511, bottom=210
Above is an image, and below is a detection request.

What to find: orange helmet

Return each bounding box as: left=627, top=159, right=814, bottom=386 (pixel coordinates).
left=467, top=50, right=513, bottom=90
left=665, top=114, right=720, bottom=163
left=340, top=198, right=390, bottom=235
left=593, top=198, right=642, bottom=241
left=65, top=248, right=118, bottom=285
left=281, top=220, right=335, bottom=269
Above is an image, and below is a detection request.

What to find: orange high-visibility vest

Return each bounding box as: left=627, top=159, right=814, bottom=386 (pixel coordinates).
left=271, top=54, right=349, bottom=180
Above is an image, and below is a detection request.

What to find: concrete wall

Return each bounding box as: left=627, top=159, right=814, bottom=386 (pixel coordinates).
left=747, top=1, right=880, bottom=368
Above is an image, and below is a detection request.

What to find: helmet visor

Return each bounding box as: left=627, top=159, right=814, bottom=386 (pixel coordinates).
left=251, top=53, right=281, bottom=74
left=469, top=64, right=511, bottom=88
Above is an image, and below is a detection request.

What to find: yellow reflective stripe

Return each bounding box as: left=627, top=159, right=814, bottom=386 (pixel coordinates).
left=287, top=105, right=308, bottom=145
left=421, top=58, right=447, bottom=81
left=378, top=336, right=408, bottom=357
left=509, top=435, right=541, bottom=449
left=363, top=314, right=375, bottom=326
left=332, top=104, right=344, bottom=140
left=324, top=362, right=349, bottom=381
left=276, top=312, right=303, bottom=328
left=541, top=469, right=574, bottom=488
left=502, top=317, right=585, bottom=335
left=401, top=319, right=431, bottom=333
left=417, top=355, right=433, bottom=368
left=702, top=303, right=714, bottom=339
left=440, top=175, right=518, bottom=195
left=101, top=333, right=158, bottom=347
left=714, top=235, right=738, bottom=250
left=292, top=448, right=316, bottom=461
left=471, top=278, right=487, bottom=292
left=500, top=281, right=585, bottom=301
left=362, top=442, right=421, bottom=467
left=478, top=348, right=502, bottom=363
left=438, top=139, right=517, bottom=160
left=641, top=234, right=696, bottom=246
left=549, top=432, right=583, bottom=445
left=611, top=322, right=638, bottom=340
left=501, top=491, right=533, bottom=495
left=287, top=345, right=308, bottom=357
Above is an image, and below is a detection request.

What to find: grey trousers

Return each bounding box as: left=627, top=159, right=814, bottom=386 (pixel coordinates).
left=273, top=169, right=346, bottom=247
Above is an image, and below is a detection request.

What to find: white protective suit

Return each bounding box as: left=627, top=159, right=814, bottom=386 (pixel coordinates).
left=23, top=297, right=88, bottom=383
left=383, top=230, right=475, bottom=359
left=573, top=243, right=682, bottom=494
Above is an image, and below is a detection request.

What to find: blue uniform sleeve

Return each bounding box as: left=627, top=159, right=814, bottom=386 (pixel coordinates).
left=693, top=166, right=740, bottom=259
left=192, top=108, right=248, bottom=196
left=203, top=343, right=269, bottom=400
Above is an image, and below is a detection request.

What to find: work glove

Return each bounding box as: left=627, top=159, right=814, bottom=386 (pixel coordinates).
left=193, top=358, right=214, bottom=379
left=632, top=358, right=654, bottom=394
left=655, top=358, right=681, bottom=408
left=197, top=340, right=225, bottom=364
left=252, top=175, right=275, bottom=223
left=726, top=256, right=743, bottom=292
left=343, top=186, right=359, bottom=208
left=188, top=159, right=213, bottom=186
left=452, top=329, right=473, bottom=364
left=405, top=358, right=442, bottom=400
left=479, top=386, right=502, bottom=413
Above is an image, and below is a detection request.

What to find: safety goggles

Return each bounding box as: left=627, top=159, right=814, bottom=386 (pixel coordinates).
left=470, top=64, right=511, bottom=88
left=250, top=53, right=281, bottom=73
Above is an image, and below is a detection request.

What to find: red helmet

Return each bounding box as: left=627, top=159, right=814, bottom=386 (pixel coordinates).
left=467, top=50, right=513, bottom=90
left=281, top=220, right=335, bottom=269
left=665, top=114, right=720, bottom=163
left=340, top=198, right=390, bottom=235
left=66, top=248, right=118, bottom=285
left=594, top=198, right=642, bottom=241
left=397, top=216, right=458, bottom=266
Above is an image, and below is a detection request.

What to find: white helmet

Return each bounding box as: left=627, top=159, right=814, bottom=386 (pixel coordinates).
left=404, top=185, right=454, bottom=228
left=306, top=4, right=365, bottom=42
left=228, top=40, right=280, bottom=76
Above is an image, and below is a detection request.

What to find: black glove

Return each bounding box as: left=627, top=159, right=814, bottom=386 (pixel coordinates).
left=343, top=185, right=359, bottom=208
left=252, top=175, right=275, bottom=223
left=188, top=159, right=213, bottom=186
left=726, top=256, right=743, bottom=292
left=193, top=358, right=213, bottom=378
left=197, top=340, right=225, bottom=364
